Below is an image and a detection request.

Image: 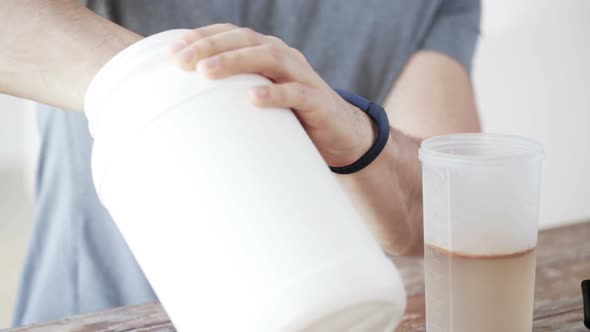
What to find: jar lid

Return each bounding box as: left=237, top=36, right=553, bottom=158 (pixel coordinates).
left=84, top=29, right=270, bottom=140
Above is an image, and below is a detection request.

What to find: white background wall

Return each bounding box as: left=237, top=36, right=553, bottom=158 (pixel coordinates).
left=0, top=96, right=37, bottom=179
left=0, top=96, right=37, bottom=327
left=0, top=0, right=589, bottom=328
left=474, top=0, right=590, bottom=227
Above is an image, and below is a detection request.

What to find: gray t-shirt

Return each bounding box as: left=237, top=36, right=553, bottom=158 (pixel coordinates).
left=13, top=0, right=480, bottom=326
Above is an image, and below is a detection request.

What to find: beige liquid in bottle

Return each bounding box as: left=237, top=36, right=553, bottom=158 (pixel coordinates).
left=425, top=244, right=536, bottom=332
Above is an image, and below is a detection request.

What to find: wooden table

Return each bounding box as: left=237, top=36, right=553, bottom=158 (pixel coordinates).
left=7, top=221, right=590, bottom=332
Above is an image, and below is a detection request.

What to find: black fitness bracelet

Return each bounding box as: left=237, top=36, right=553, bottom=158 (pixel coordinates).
left=330, top=89, right=390, bottom=174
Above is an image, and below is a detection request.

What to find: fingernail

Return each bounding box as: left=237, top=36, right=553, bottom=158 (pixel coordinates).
left=169, top=41, right=187, bottom=54
left=197, top=57, right=219, bottom=72
left=179, top=48, right=195, bottom=64
left=253, top=87, right=269, bottom=98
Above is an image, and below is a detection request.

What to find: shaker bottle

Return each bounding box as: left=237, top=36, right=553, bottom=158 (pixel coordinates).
left=419, top=133, right=543, bottom=332
left=84, top=30, right=406, bottom=331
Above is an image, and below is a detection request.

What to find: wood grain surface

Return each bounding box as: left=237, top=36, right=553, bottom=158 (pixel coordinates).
left=6, top=221, right=590, bottom=332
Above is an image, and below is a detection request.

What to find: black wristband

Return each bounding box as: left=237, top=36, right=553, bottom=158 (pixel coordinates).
left=330, top=89, right=390, bottom=174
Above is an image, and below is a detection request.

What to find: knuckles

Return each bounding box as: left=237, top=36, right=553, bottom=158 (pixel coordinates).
left=237, top=27, right=259, bottom=42
left=220, top=22, right=236, bottom=30
left=293, top=83, right=308, bottom=108
left=265, top=35, right=288, bottom=47
left=183, top=30, right=201, bottom=44
left=201, top=37, right=216, bottom=51
left=289, top=47, right=307, bottom=63
left=266, top=44, right=286, bottom=66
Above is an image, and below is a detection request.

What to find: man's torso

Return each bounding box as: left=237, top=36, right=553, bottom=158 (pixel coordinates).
left=14, top=0, right=444, bottom=325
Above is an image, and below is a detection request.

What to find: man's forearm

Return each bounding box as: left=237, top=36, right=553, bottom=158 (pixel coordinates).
left=339, top=52, right=480, bottom=256
left=337, top=128, right=424, bottom=256
left=0, top=0, right=141, bottom=111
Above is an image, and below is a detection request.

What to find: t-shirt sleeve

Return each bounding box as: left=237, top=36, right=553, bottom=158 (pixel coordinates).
left=420, top=0, right=481, bottom=73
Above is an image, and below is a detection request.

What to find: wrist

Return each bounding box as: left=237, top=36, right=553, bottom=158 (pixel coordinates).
left=323, top=102, right=377, bottom=167
left=352, top=103, right=379, bottom=164
left=330, top=89, right=390, bottom=174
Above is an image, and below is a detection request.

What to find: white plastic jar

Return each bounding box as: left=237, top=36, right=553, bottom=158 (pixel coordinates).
left=85, top=29, right=406, bottom=332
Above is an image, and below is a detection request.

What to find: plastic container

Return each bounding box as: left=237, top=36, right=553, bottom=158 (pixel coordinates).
left=419, top=133, right=543, bottom=332
left=85, top=29, right=406, bottom=332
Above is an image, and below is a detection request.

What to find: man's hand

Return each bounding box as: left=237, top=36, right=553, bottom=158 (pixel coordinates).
left=170, top=23, right=375, bottom=168
left=169, top=24, right=480, bottom=257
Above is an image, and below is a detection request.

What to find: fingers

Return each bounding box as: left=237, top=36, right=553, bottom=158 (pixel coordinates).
left=170, top=23, right=236, bottom=53
left=171, top=25, right=292, bottom=72
left=173, top=27, right=261, bottom=70
left=249, top=82, right=372, bottom=164
left=249, top=82, right=326, bottom=115
left=196, top=44, right=303, bottom=82
left=249, top=82, right=356, bottom=132
left=170, top=23, right=237, bottom=70
left=166, top=25, right=366, bottom=169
